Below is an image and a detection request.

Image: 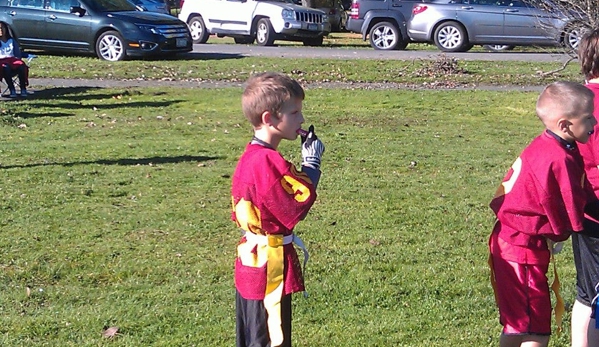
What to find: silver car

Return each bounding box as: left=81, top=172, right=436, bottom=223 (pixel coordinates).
left=407, top=0, right=586, bottom=52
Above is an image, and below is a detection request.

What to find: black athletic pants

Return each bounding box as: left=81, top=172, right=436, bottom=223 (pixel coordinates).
left=236, top=290, right=292, bottom=347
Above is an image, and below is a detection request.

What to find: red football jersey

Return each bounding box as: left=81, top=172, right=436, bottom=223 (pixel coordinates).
left=232, top=143, right=317, bottom=300
left=490, top=131, right=591, bottom=264
left=578, top=83, right=599, bottom=202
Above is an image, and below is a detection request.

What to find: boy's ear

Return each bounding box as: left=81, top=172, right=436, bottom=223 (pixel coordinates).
left=261, top=110, right=278, bottom=127
left=261, top=111, right=272, bottom=127
left=556, top=118, right=571, bottom=134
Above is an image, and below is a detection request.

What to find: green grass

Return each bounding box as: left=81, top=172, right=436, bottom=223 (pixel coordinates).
left=0, top=86, right=579, bottom=346
left=28, top=53, right=582, bottom=87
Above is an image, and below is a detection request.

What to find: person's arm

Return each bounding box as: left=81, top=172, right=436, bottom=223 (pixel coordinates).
left=11, top=38, right=22, bottom=60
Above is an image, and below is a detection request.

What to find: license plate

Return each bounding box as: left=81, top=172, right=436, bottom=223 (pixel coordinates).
left=307, top=23, right=318, bottom=31
left=176, top=38, right=187, bottom=47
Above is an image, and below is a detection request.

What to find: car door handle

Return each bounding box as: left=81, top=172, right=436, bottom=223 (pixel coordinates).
left=8, top=10, right=16, bottom=16
left=461, top=6, right=473, bottom=9
left=505, top=8, right=518, bottom=12
left=391, top=3, right=402, bottom=6
left=48, top=14, right=57, bottom=20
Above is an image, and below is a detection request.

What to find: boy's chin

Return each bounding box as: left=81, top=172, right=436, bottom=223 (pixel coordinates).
left=577, top=135, right=590, bottom=144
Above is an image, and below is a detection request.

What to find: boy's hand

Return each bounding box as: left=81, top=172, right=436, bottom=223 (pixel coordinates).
left=301, top=125, right=325, bottom=170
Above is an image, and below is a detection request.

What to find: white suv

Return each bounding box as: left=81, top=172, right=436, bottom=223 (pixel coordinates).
left=178, top=0, right=331, bottom=46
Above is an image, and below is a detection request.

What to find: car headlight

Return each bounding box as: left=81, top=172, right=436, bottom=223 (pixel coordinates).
left=282, top=9, right=295, bottom=19
left=136, top=25, right=159, bottom=34
left=322, top=14, right=328, bottom=21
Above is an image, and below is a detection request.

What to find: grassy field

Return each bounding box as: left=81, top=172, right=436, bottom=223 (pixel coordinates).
left=0, top=79, right=581, bottom=346
left=26, top=52, right=581, bottom=88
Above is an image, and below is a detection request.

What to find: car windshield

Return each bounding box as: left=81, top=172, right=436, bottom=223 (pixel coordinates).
left=82, top=0, right=136, bottom=12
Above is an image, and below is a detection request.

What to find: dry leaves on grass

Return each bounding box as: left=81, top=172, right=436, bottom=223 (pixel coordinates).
left=413, top=54, right=468, bottom=78
left=102, top=326, right=119, bottom=338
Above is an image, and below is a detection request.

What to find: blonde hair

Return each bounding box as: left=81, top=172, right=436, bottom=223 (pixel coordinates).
left=241, top=72, right=305, bottom=127
left=536, top=81, right=594, bottom=123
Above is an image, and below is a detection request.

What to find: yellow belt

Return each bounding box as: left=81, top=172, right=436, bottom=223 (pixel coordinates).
left=243, top=232, right=308, bottom=346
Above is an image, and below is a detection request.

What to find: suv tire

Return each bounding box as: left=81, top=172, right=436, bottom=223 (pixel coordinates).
left=96, top=31, right=126, bottom=61
left=369, top=21, right=407, bottom=50
left=434, top=21, right=471, bottom=52
left=189, top=16, right=209, bottom=44
left=256, top=18, right=275, bottom=46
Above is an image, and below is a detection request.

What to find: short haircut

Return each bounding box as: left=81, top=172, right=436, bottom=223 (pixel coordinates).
left=241, top=72, right=305, bottom=127
left=579, top=29, right=599, bottom=81
left=536, top=81, right=594, bottom=122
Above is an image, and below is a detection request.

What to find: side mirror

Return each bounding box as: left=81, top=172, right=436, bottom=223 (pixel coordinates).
left=70, top=6, right=86, bottom=16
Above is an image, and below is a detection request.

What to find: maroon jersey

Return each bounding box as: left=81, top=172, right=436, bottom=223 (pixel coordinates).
left=579, top=83, right=599, bottom=201
left=490, top=131, right=591, bottom=264
left=231, top=143, right=317, bottom=300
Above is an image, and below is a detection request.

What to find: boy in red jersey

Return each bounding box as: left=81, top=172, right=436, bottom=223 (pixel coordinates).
left=571, top=29, right=599, bottom=347
left=231, top=72, right=325, bottom=347
left=489, top=81, right=598, bottom=347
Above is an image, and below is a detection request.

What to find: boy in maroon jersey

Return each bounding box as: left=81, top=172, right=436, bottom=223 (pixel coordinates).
left=571, top=29, right=599, bottom=347
left=231, top=72, right=325, bottom=347
left=489, top=81, right=598, bottom=347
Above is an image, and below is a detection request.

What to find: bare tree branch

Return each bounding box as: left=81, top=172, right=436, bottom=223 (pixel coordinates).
left=539, top=55, right=578, bottom=76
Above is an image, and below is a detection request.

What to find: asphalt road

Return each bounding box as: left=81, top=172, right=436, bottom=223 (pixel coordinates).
left=190, top=43, right=575, bottom=62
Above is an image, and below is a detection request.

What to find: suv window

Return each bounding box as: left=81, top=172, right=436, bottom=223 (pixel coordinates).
left=10, top=0, right=44, bottom=8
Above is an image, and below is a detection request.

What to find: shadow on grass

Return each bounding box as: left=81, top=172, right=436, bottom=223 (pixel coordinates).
left=23, top=99, right=183, bottom=112
left=5, top=87, right=185, bottom=117
left=0, top=155, right=222, bottom=170
left=25, top=86, right=103, bottom=98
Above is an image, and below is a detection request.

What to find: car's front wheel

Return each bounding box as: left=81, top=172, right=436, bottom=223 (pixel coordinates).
left=189, top=16, right=209, bottom=44
left=96, top=31, right=126, bottom=61
left=563, top=24, right=588, bottom=51
left=433, top=21, right=471, bottom=52
left=368, top=21, right=407, bottom=50
left=256, top=18, right=275, bottom=46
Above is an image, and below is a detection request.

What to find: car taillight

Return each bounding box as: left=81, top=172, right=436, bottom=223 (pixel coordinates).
left=350, top=1, right=359, bottom=19
left=412, top=5, right=427, bottom=15
left=179, top=0, right=184, bottom=8
left=329, top=9, right=337, bottom=15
